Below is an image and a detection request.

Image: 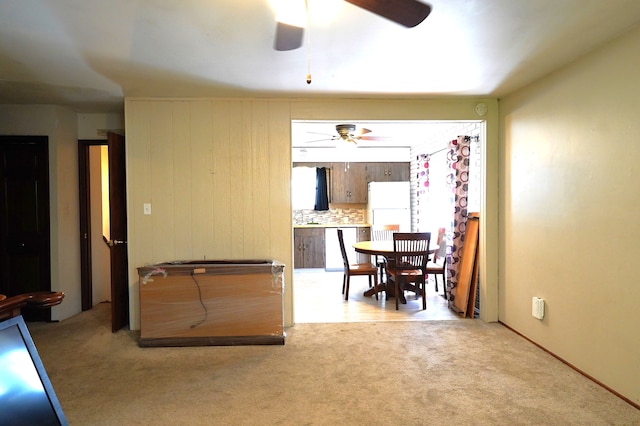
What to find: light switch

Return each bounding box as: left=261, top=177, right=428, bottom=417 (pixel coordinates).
left=143, top=203, right=151, bottom=215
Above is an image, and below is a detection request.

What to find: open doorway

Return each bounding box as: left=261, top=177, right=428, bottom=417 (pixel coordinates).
left=78, top=141, right=111, bottom=311
left=291, top=120, right=484, bottom=323
left=78, top=132, right=129, bottom=332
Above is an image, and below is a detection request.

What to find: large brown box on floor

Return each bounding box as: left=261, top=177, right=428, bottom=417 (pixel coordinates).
left=137, top=260, right=285, bottom=347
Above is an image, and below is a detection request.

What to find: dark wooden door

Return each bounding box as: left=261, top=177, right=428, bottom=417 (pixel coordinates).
left=107, top=132, right=129, bottom=332
left=0, top=136, right=51, bottom=321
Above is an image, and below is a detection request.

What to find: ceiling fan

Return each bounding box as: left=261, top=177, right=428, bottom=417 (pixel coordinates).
left=274, top=0, right=433, bottom=51
left=305, top=123, right=392, bottom=145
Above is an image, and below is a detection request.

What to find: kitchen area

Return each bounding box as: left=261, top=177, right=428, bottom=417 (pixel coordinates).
left=291, top=120, right=482, bottom=323
left=292, top=162, right=411, bottom=270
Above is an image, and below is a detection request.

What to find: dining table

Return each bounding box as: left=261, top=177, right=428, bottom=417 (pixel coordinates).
left=352, top=240, right=436, bottom=302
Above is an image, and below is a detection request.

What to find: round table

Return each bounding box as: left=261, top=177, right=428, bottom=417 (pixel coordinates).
left=353, top=241, right=436, bottom=299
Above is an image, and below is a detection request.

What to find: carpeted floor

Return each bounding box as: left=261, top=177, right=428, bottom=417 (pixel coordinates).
left=27, top=304, right=640, bottom=425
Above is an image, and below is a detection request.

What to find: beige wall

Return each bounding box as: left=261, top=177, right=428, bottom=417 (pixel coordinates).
left=124, top=98, right=500, bottom=330
left=78, top=113, right=124, bottom=140
left=500, top=26, right=640, bottom=404
left=0, top=105, right=81, bottom=321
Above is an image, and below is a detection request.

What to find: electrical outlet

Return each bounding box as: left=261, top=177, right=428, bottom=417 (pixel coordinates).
left=532, top=297, right=545, bottom=320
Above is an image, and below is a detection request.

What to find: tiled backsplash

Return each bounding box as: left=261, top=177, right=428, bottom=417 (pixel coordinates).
left=293, top=208, right=365, bottom=225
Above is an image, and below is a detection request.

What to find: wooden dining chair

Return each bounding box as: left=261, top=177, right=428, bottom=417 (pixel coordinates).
left=338, top=229, right=379, bottom=301
left=371, top=224, right=400, bottom=283
left=426, top=227, right=448, bottom=299
left=386, top=232, right=431, bottom=310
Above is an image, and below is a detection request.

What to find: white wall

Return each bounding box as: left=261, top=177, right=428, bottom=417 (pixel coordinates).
left=500, top=25, right=640, bottom=405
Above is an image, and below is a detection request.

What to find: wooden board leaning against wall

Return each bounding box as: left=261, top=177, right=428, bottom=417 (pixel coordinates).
left=452, top=212, right=480, bottom=317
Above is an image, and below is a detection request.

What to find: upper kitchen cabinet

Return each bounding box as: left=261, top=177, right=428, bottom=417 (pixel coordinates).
left=330, top=162, right=368, bottom=204
left=366, top=162, right=410, bottom=182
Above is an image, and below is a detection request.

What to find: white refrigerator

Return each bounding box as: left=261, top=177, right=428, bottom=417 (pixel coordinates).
left=366, top=181, right=411, bottom=231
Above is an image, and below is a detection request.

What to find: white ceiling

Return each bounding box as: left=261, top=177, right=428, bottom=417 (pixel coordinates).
left=2, top=0, right=640, bottom=113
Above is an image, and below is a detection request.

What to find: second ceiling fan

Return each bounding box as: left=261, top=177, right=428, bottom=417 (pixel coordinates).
left=306, top=123, right=392, bottom=145
left=274, top=0, right=433, bottom=51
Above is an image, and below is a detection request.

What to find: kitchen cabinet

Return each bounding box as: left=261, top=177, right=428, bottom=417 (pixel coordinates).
left=294, top=228, right=325, bottom=268
left=356, top=226, right=371, bottom=263
left=330, top=162, right=368, bottom=203
left=366, top=162, right=410, bottom=182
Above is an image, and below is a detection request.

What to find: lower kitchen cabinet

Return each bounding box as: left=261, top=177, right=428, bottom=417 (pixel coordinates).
left=294, top=228, right=325, bottom=268
left=356, top=226, right=371, bottom=263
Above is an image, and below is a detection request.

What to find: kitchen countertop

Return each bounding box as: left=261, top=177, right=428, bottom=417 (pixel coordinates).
left=294, top=223, right=370, bottom=228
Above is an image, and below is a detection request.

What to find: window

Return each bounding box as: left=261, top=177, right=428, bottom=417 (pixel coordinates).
left=292, top=167, right=317, bottom=209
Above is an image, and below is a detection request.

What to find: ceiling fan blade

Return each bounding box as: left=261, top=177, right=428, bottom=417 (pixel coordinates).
left=345, top=0, right=432, bottom=28
left=307, top=131, right=336, bottom=137
left=357, top=127, right=372, bottom=135
left=305, top=137, right=339, bottom=143
left=357, top=135, right=393, bottom=141
left=274, top=22, right=304, bottom=51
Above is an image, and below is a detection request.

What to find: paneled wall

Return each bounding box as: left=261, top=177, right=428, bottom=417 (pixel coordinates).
left=126, top=99, right=292, bottom=327
left=125, top=98, right=499, bottom=329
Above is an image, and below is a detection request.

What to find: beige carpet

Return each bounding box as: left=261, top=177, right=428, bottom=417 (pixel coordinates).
left=27, top=304, right=640, bottom=425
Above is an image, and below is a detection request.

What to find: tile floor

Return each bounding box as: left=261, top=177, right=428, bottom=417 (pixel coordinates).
left=292, top=268, right=462, bottom=323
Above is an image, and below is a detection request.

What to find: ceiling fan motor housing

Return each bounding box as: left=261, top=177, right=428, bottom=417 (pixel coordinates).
left=336, top=124, right=356, bottom=139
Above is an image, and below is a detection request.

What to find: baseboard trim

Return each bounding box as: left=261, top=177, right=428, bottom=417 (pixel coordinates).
left=499, top=321, right=640, bottom=411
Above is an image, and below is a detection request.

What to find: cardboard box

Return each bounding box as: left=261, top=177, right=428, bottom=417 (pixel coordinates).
left=138, top=260, right=284, bottom=347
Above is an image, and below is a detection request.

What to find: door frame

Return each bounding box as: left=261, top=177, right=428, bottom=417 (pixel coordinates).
left=78, top=140, right=104, bottom=311
left=78, top=136, right=129, bottom=331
